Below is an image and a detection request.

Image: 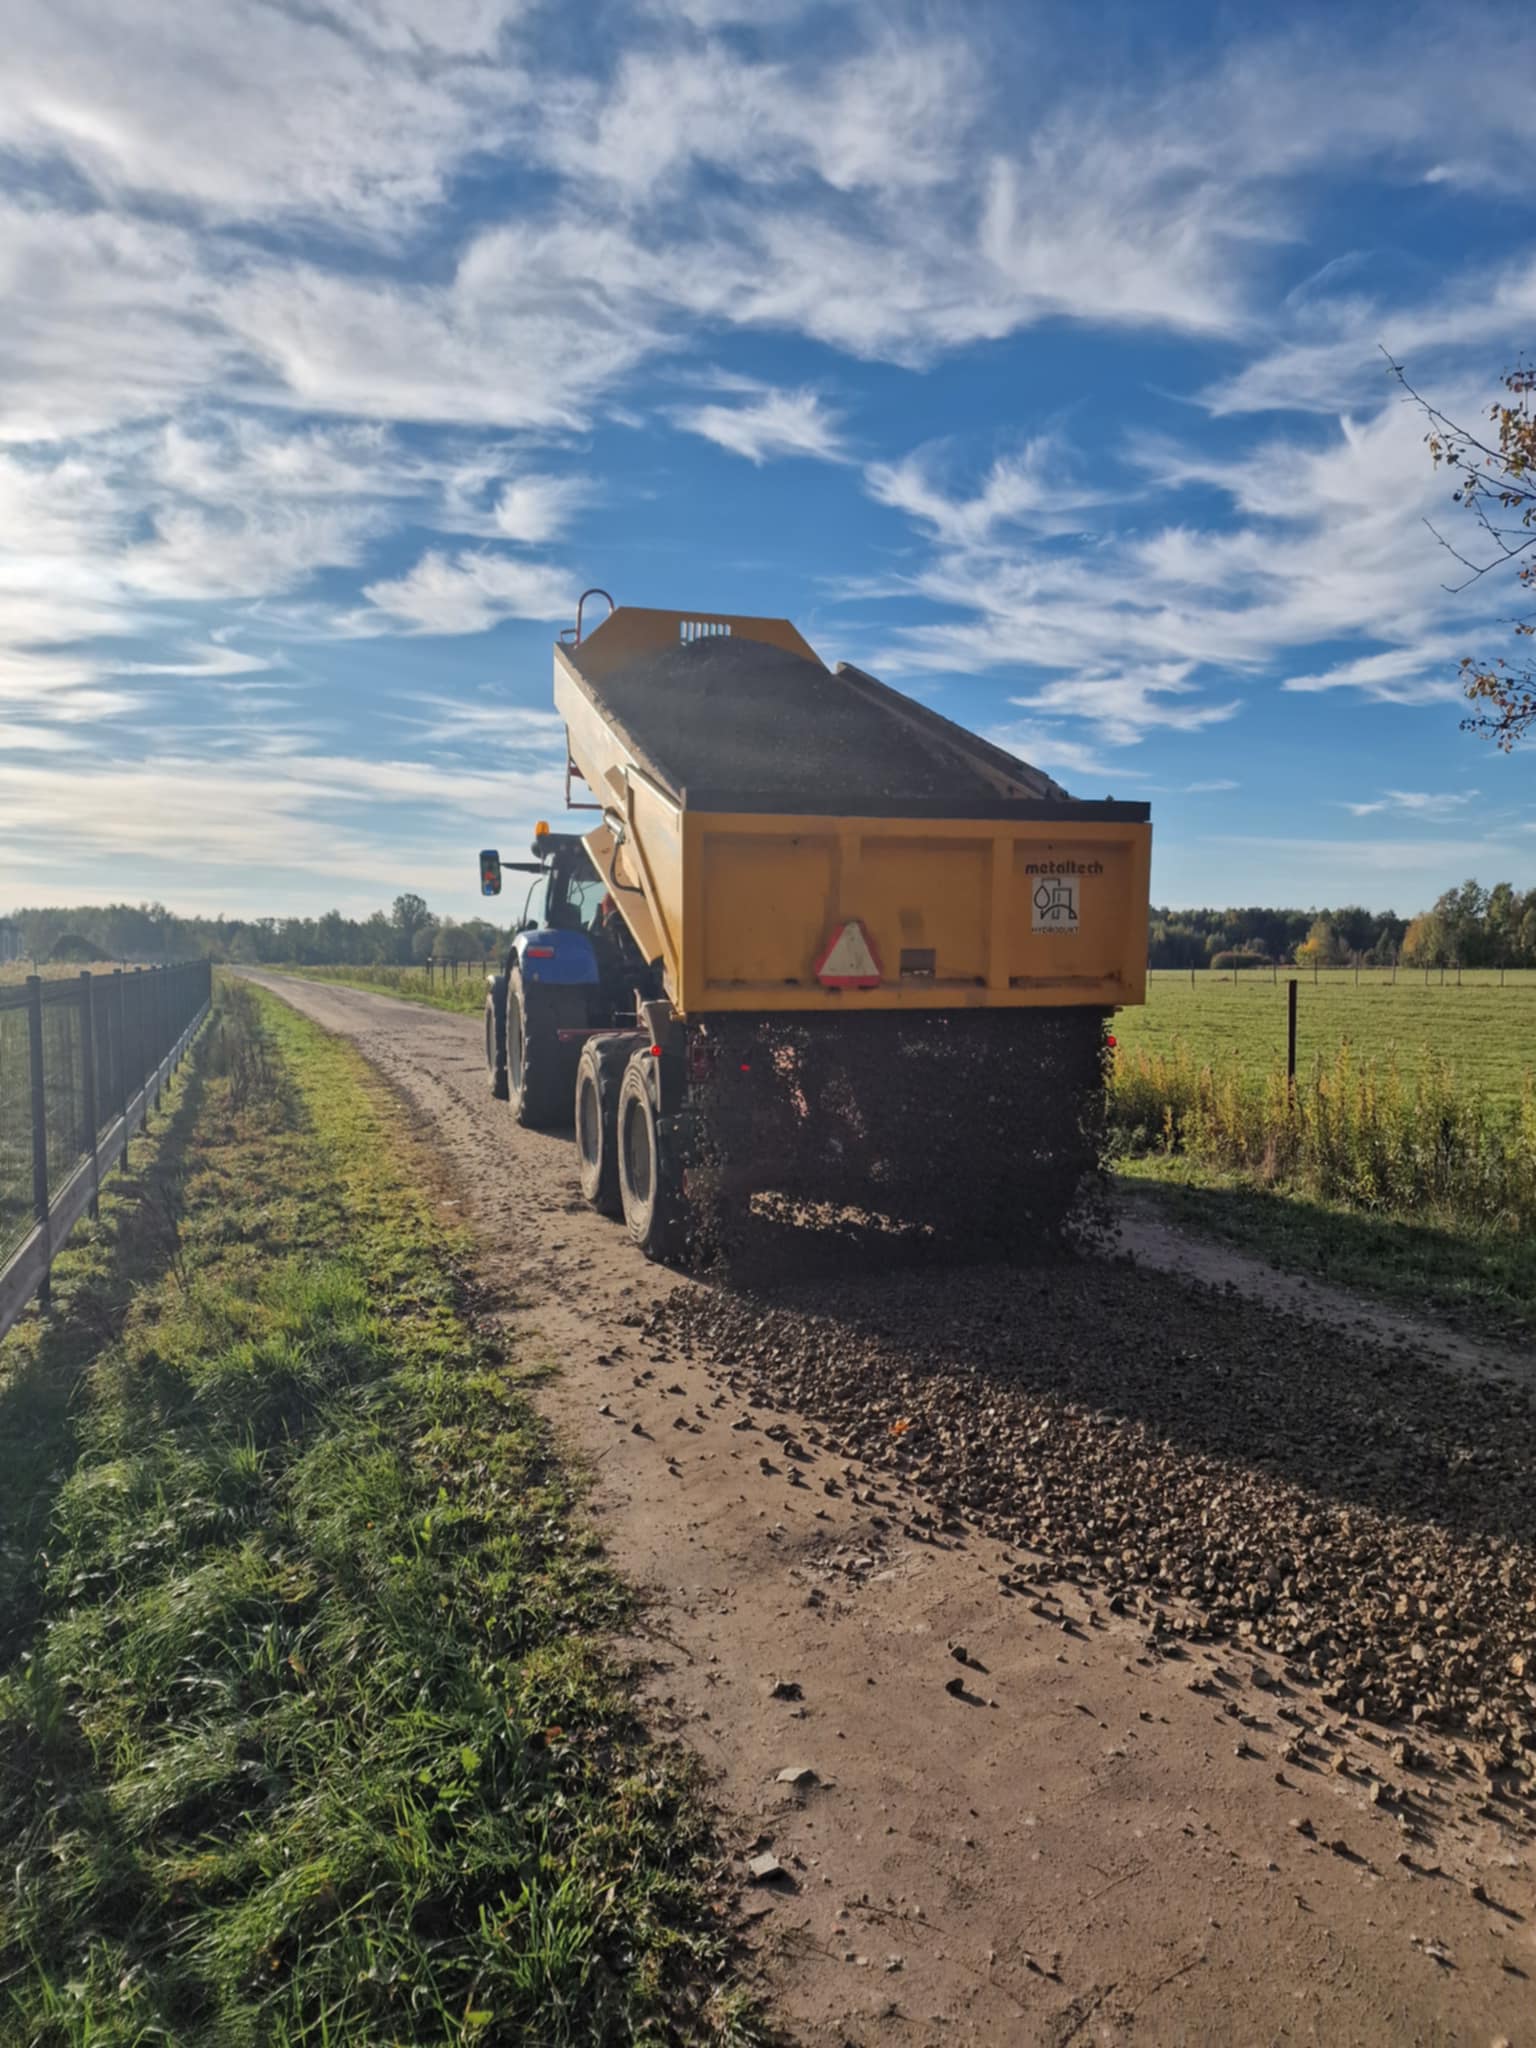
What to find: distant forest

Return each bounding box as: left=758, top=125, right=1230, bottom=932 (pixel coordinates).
left=3, top=878, right=1534, bottom=972
left=1150, top=881, right=1536, bottom=970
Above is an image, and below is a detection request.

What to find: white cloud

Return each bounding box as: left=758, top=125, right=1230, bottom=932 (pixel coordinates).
left=866, top=439, right=1104, bottom=546
left=984, top=724, right=1140, bottom=787
left=0, top=721, right=86, bottom=752
left=0, top=0, right=530, bottom=233
left=0, top=744, right=568, bottom=917
left=114, top=643, right=277, bottom=679
left=537, top=38, right=977, bottom=201
left=1341, top=789, right=1482, bottom=821
left=490, top=474, right=589, bottom=542
left=866, top=393, right=1515, bottom=758
left=674, top=387, right=845, bottom=465
left=356, top=549, right=574, bottom=634
left=1010, top=667, right=1241, bottom=743
left=1281, top=645, right=1464, bottom=705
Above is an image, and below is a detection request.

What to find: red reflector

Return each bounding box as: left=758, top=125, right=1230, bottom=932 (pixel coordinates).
left=526, top=945, right=555, bottom=958
left=1106, top=1034, right=1117, bottom=1048
left=649, top=1044, right=663, bottom=1057
left=739, top=1061, right=751, bottom=1072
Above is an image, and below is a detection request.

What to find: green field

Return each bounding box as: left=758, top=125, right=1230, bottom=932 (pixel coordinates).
left=1116, top=970, right=1536, bottom=1107
left=1112, top=972, right=1536, bottom=1341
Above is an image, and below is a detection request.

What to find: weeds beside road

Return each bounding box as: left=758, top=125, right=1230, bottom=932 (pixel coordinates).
left=0, top=981, right=756, bottom=2046
left=1111, top=1043, right=1536, bottom=1341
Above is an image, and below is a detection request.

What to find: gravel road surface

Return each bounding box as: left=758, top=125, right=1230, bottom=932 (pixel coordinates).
left=248, top=974, right=1536, bottom=2046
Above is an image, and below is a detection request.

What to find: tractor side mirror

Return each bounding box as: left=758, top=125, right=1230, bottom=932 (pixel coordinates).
left=479, top=848, right=502, bottom=897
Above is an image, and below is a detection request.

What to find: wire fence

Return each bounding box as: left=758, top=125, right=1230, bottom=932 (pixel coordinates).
left=0, top=962, right=212, bottom=1340
left=1148, top=964, right=1536, bottom=989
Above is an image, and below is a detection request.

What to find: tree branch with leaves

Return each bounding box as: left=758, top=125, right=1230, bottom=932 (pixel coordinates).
left=1391, top=353, right=1535, bottom=749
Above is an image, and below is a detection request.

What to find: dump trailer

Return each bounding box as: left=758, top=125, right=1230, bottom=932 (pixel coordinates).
left=480, top=600, right=1152, bottom=1263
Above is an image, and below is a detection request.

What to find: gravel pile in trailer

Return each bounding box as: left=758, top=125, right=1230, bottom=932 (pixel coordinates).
left=571, top=635, right=1066, bottom=811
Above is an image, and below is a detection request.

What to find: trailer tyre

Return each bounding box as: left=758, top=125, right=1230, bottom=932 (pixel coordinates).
left=575, top=1034, right=639, bottom=1216
left=617, top=1055, right=689, bottom=1262
left=507, top=967, right=580, bottom=1129
left=485, top=977, right=509, bottom=1100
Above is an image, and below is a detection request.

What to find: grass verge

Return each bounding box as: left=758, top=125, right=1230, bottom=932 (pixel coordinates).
left=0, top=981, right=759, bottom=2046
left=269, top=965, right=486, bottom=1017
left=1117, top=1162, right=1534, bottom=1347
left=1110, top=1043, right=1535, bottom=1345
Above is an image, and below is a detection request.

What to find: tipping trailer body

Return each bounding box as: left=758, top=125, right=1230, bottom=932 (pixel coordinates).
left=555, top=607, right=1152, bottom=1017
left=482, top=600, right=1152, bottom=1264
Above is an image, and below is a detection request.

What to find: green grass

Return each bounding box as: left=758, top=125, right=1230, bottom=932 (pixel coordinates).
left=1117, top=1166, right=1536, bottom=1344
left=0, top=981, right=760, bottom=2046
left=269, top=964, right=488, bottom=1017
left=1121, top=971, right=1536, bottom=1108
left=1111, top=1004, right=1536, bottom=1343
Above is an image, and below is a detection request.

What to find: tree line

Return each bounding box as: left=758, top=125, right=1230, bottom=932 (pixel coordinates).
left=1150, top=880, right=1536, bottom=971
left=6, top=877, right=1534, bottom=973
left=1, top=895, right=513, bottom=968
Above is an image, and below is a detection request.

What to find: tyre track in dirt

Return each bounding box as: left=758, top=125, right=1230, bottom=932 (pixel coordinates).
left=248, top=974, right=1535, bottom=2046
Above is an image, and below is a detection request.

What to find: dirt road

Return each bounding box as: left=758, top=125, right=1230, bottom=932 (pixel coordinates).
left=250, top=975, right=1535, bottom=2046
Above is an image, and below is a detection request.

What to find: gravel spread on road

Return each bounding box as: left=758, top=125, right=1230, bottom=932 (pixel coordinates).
left=651, top=1256, right=1536, bottom=1778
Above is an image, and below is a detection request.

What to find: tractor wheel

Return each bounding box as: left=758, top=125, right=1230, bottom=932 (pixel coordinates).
left=506, top=968, right=582, bottom=1129
left=485, top=977, right=509, bottom=1100
left=617, top=1053, right=690, bottom=1262
left=575, top=1033, right=641, bottom=1216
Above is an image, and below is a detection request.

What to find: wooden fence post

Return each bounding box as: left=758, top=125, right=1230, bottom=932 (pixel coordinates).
left=79, top=972, right=100, bottom=1221
left=26, top=975, right=50, bottom=1310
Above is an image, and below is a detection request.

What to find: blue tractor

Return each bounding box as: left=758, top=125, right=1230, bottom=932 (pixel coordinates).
left=481, top=828, right=664, bottom=1217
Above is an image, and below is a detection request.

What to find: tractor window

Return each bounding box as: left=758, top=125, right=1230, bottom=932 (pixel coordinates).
left=518, top=872, right=550, bottom=931
left=565, top=870, right=611, bottom=933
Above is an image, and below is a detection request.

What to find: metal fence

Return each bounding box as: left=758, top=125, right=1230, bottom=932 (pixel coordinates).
left=0, top=962, right=212, bottom=1340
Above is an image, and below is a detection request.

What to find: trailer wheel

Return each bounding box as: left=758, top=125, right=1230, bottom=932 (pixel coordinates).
left=617, top=1055, right=689, bottom=1261
left=506, top=968, right=581, bottom=1129
left=575, top=1034, right=639, bottom=1216
left=485, top=977, right=509, bottom=1099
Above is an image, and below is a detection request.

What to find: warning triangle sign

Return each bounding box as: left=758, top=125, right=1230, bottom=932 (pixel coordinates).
left=814, top=918, right=883, bottom=988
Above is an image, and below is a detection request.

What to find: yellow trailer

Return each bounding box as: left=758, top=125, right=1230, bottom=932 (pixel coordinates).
left=481, top=600, right=1151, bottom=1263
left=555, top=605, right=1150, bottom=1015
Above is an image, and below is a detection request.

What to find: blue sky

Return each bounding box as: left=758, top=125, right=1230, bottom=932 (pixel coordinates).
left=3, top=0, right=1535, bottom=924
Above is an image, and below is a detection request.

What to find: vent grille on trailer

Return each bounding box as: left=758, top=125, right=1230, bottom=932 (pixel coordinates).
left=680, top=619, right=732, bottom=643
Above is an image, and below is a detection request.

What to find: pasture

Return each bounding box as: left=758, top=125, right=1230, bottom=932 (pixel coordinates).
left=1116, top=969, right=1536, bottom=1108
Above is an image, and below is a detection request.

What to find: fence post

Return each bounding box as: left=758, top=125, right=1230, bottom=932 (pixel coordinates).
left=154, top=965, right=168, bottom=1108
left=132, top=970, right=146, bottom=1127
left=1190, top=964, right=1195, bottom=989
left=26, top=975, right=51, bottom=1310
left=79, top=972, right=100, bottom=1221
left=112, top=970, right=129, bottom=1167
left=1287, top=977, right=1298, bottom=1090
